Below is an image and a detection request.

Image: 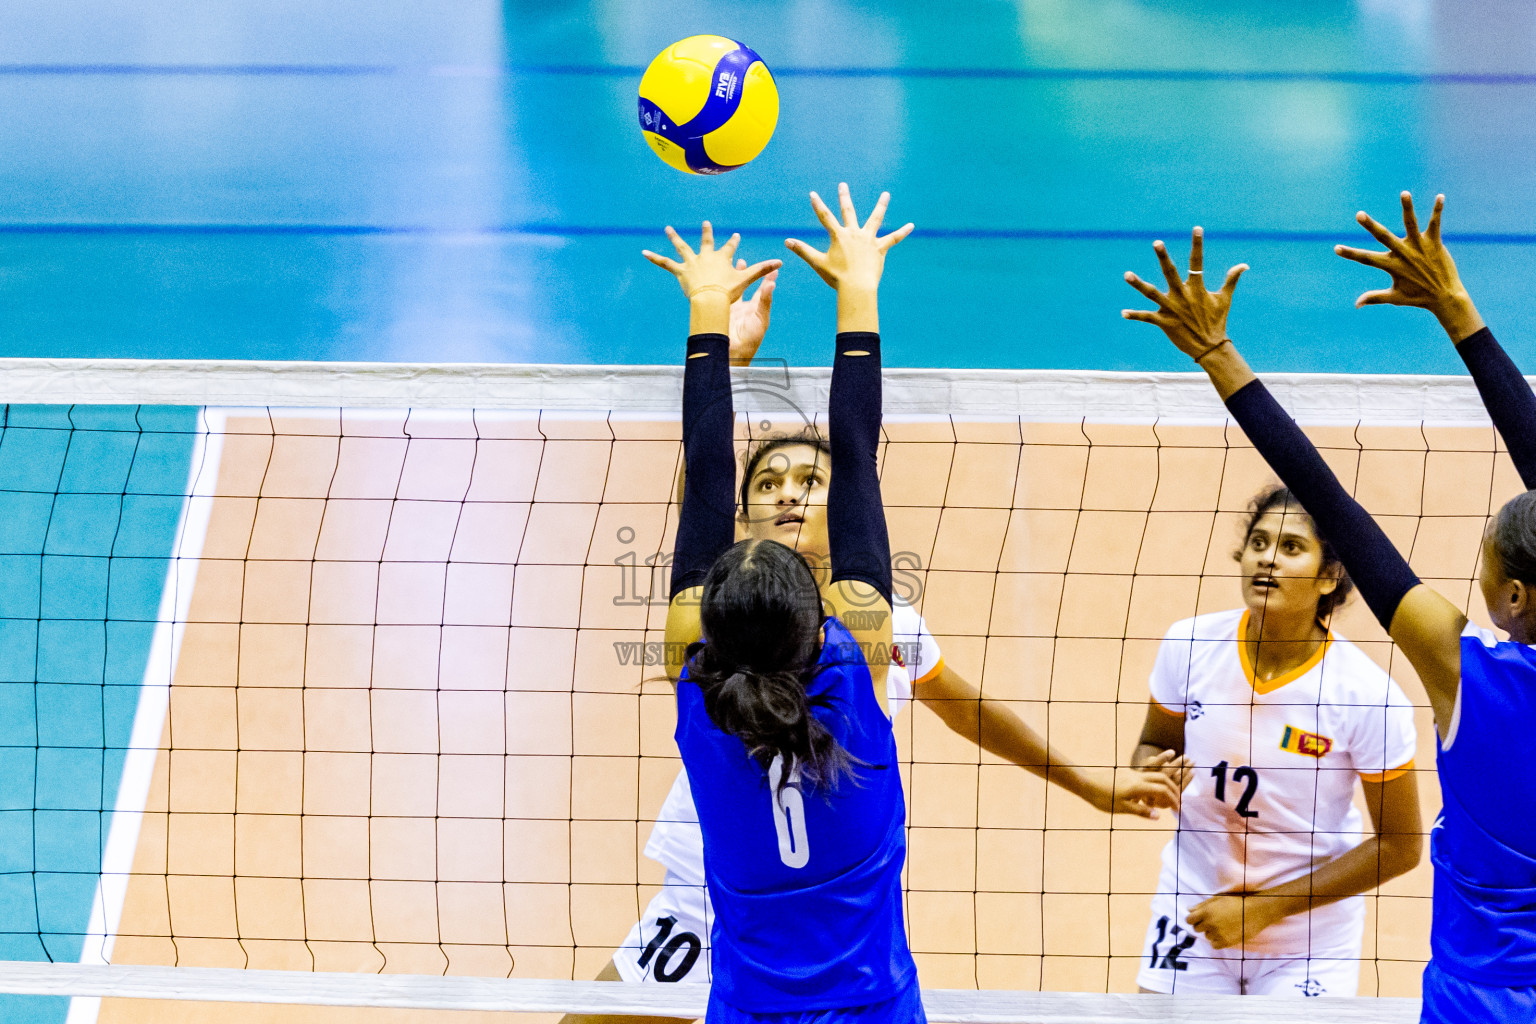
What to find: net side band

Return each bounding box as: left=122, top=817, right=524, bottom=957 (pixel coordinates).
left=0, top=357, right=1517, bottom=425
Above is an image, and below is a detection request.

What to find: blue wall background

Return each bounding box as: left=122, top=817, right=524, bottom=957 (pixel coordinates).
left=0, top=1, right=1533, bottom=372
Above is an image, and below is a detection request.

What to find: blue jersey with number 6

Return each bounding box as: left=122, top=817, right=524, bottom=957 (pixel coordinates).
left=1424, top=624, right=1536, bottom=1012
left=676, top=616, right=918, bottom=1017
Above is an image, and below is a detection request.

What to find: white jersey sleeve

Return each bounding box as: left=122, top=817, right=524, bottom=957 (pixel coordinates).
left=1333, top=643, right=1418, bottom=781
left=1146, top=615, right=1208, bottom=715
left=889, top=600, right=944, bottom=717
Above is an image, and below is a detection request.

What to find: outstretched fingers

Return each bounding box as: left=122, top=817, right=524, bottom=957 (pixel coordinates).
left=699, top=220, right=716, bottom=252
left=664, top=225, right=694, bottom=261
left=739, top=258, right=782, bottom=288
left=784, top=237, right=827, bottom=267
left=1427, top=193, right=1445, bottom=242
left=878, top=221, right=915, bottom=251
left=1123, top=271, right=1168, bottom=306
left=1400, top=191, right=1421, bottom=241
left=837, top=181, right=858, bottom=227
left=641, top=250, right=680, bottom=274
left=1219, top=263, right=1248, bottom=297
left=1355, top=211, right=1410, bottom=256
left=1334, top=244, right=1393, bottom=269
left=1188, top=227, right=1204, bottom=277
left=808, top=191, right=839, bottom=234
left=1121, top=308, right=1167, bottom=326
left=1355, top=288, right=1402, bottom=308
left=1152, top=240, right=1185, bottom=291
left=865, top=191, right=891, bottom=234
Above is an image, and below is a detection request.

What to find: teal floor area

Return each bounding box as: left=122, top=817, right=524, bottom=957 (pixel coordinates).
left=0, top=2, right=1534, bottom=371
left=0, top=406, right=197, bottom=1022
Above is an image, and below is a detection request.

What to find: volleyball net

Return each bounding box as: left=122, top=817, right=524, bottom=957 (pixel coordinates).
left=0, top=357, right=1500, bottom=1021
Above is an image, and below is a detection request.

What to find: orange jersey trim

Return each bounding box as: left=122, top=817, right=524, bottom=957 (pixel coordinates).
left=1360, top=759, right=1415, bottom=783
left=1237, top=609, right=1332, bottom=695
left=1149, top=696, right=1186, bottom=718
left=911, top=657, right=945, bottom=687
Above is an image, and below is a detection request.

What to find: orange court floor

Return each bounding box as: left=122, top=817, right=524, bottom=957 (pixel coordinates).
left=93, top=409, right=1510, bottom=1022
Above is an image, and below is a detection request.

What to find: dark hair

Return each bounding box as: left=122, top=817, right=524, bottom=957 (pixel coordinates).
left=1492, top=491, right=1536, bottom=585
left=1236, top=485, right=1355, bottom=624
left=688, top=538, right=854, bottom=789
left=739, top=429, right=832, bottom=514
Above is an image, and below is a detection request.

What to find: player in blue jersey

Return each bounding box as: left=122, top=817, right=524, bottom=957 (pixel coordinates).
left=563, top=240, right=1182, bottom=1024
left=646, top=184, right=921, bottom=1024
left=1122, top=192, right=1536, bottom=1021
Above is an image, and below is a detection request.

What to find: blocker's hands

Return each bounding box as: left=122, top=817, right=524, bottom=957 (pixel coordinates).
left=1334, top=192, right=1482, bottom=336
left=785, top=183, right=913, bottom=292
left=1122, top=228, right=1248, bottom=362
left=644, top=221, right=781, bottom=303
left=728, top=260, right=777, bottom=365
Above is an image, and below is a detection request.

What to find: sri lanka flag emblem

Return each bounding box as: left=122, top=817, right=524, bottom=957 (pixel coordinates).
left=1280, top=725, right=1333, bottom=758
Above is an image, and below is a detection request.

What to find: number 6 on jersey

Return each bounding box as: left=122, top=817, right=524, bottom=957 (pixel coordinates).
left=769, top=756, right=810, bottom=868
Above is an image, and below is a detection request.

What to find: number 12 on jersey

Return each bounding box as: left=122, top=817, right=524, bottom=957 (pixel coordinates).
left=768, top=756, right=810, bottom=868
left=1211, top=760, right=1260, bottom=818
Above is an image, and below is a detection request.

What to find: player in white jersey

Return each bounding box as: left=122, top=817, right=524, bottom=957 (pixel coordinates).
left=1131, top=485, right=1423, bottom=997
left=559, top=262, right=1183, bottom=1024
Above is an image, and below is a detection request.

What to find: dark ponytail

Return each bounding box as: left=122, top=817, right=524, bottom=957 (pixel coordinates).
left=688, top=538, right=855, bottom=789
left=1493, top=491, right=1536, bottom=585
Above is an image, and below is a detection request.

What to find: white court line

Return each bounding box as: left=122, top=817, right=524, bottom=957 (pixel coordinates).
left=8, top=962, right=1422, bottom=1021
left=65, top=411, right=226, bottom=1024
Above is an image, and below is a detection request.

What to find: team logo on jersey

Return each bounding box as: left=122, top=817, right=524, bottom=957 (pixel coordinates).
left=1279, top=725, right=1333, bottom=758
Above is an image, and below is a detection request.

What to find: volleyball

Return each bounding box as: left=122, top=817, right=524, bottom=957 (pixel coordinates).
left=638, top=34, right=779, bottom=174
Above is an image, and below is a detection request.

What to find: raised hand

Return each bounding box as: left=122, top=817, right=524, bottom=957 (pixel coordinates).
left=728, top=260, right=777, bottom=365
left=1334, top=192, right=1485, bottom=341
left=643, top=221, right=781, bottom=303
left=1122, top=228, right=1248, bottom=363
left=785, top=183, right=913, bottom=294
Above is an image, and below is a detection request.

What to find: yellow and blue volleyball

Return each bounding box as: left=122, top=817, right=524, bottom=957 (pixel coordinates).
left=638, top=35, right=778, bottom=175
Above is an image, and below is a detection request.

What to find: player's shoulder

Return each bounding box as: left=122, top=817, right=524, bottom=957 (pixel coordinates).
left=1162, top=608, right=1243, bottom=645
left=1317, top=631, right=1410, bottom=705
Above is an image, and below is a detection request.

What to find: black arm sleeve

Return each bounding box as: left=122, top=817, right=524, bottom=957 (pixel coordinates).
left=670, top=334, right=737, bottom=597
left=827, top=331, right=892, bottom=605
left=1456, top=327, right=1536, bottom=490
left=1224, top=380, right=1421, bottom=629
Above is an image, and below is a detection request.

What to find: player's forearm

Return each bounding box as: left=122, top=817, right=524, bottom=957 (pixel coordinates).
left=1223, top=375, right=1421, bottom=631
left=936, top=695, right=1103, bottom=799
left=670, top=333, right=736, bottom=597
left=1131, top=743, right=1169, bottom=768
left=1253, top=833, right=1421, bottom=923
left=827, top=330, right=891, bottom=602
left=1453, top=325, right=1536, bottom=489
left=836, top=285, right=879, bottom=334
left=688, top=290, right=731, bottom=336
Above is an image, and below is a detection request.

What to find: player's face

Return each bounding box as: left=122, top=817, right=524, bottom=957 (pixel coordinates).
left=1239, top=508, right=1336, bottom=624
left=742, top=444, right=830, bottom=561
